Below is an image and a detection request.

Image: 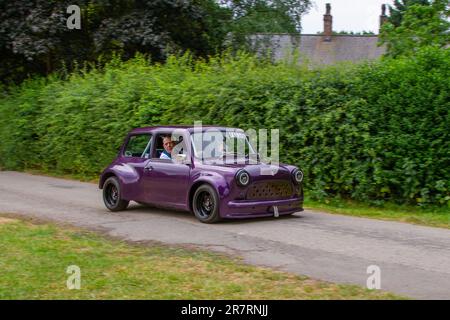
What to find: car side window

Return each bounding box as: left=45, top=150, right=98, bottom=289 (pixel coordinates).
left=154, top=134, right=169, bottom=159
left=123, top=134, right=152, bottom=158
left=153, top=133, right=186, bottom=160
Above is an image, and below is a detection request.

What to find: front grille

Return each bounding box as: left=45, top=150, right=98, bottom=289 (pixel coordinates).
left=246, top=180, right=293, bottom=200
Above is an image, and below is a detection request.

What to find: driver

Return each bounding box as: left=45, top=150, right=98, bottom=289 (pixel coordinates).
left=160, top=135, right=176, bottom=159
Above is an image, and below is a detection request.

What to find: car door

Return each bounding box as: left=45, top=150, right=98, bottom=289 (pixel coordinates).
left=140, top=132, right=191, bottom=209
left=120, top=133, right=153, bottom=202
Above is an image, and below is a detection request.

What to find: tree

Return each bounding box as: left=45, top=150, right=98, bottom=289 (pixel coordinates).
left=220, top=0, right=311, bottom=33
left=0, top=0, right=231, bottom=84
left=380, top=0, right=450, bottom=57
left=219, top=0, right=311, bottom=52
left=388, top=0, right=431, bottom=27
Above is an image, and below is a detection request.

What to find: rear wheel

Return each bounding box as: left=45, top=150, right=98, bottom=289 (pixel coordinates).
left=192, top=184, right=220, bottom=223
left=103, top=176, right=129, bottom=211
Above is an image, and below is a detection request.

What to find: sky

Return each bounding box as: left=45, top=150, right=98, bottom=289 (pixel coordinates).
left=301, top=0, right=395, bottom=34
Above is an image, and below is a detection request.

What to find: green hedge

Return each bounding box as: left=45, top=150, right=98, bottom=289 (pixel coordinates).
left=0, top=48, right=449, bottom=206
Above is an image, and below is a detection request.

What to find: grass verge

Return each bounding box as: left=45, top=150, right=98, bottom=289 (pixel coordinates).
left=305, top=196, right=450, bottom=229
left=0, top=215, right=403, bottom=300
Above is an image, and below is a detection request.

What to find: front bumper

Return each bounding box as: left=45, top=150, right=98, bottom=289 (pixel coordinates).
left=222, top=197, right=303, bottom=219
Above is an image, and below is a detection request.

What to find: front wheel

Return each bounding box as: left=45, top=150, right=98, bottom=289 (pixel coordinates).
left=192, top=184, right=221, bottom=223
left=103, top=176, right=129, bottom=211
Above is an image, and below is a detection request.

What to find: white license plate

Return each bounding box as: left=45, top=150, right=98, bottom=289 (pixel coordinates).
left=273, top=206, right=279, bottom=218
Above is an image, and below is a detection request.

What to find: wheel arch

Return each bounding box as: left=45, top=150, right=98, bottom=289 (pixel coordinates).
left=99, top=171, right=117, bottom=189
left=188, top=180, right=213, bottom=212
left=188, top=180, right=218, bottom=213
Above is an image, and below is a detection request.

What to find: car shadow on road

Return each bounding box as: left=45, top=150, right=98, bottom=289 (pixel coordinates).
left=221, top=214, right=304, bottom=225
left=126, top=202, right=304, bottom=224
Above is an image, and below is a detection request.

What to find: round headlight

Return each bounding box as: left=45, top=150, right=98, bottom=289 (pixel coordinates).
left=236, top=170, right=250, bottom=187
left=292, top=169, right=303, bottom=184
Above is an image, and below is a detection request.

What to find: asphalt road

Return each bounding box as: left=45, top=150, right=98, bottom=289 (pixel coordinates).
left=0, top=171, right=449, bottom=299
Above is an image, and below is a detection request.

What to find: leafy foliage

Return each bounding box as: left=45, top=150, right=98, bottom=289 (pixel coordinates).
left=381, top=0, right=450, bottom=57
left=0, top=48, right=449, bottom=206
left=0, top=0, right=232, bottom=84
left=0, top=0, right=312, bottom=84
left=222, top=0, right=311, bottom=33
left=388, top=0, right=431, bottom=27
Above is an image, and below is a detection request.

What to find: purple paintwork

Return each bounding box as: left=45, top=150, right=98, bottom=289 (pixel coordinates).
left=99, top=126, right=303, bottom=219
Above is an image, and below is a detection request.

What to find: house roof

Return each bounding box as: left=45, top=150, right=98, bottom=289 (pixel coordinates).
left=252, top=34, right=387, bottom=65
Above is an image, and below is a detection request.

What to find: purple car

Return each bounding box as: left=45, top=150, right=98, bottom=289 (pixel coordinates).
left=99, top=126, right=303, bottom=223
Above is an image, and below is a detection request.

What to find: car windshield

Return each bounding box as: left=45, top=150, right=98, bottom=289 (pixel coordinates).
left=191, top=130, right=258, bottom=160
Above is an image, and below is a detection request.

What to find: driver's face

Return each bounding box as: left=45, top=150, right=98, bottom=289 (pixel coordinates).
left=163, top=137, right=175, bottom=153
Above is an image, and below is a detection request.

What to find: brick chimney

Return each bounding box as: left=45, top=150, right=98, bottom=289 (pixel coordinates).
left=323, top=3, right=332, bottom=41
left=379, top=4, right=388, bottom=33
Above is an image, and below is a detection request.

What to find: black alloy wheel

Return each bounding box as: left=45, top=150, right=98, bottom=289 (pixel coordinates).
left=103, top=176, right=129, bottom=211
left=192, top=184, right=220, bottom=223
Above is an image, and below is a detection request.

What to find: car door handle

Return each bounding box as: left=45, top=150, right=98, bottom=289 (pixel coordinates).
left=144, top=165, right=153, bottom=171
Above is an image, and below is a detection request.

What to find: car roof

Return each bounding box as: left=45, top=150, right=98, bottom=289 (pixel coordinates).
left=129, top=125, right=243, bottom=135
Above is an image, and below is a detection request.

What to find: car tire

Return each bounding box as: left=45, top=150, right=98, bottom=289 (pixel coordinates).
left=192, top=184, right=221, bottom=223
left=103, top=176, right=129, bottom=211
